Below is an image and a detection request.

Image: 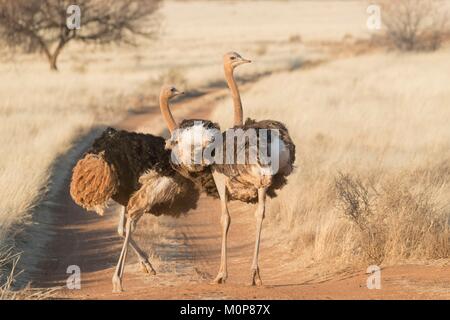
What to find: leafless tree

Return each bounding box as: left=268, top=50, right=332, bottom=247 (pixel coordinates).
left=0, top=0, right=161, bottom=70
left=380, top=0, right=448, bottom=51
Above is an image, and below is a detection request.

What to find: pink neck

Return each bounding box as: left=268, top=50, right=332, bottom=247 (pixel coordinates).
left=224, top=66, right=243, bottom=126
left=159, top=94, right=177, bottom=133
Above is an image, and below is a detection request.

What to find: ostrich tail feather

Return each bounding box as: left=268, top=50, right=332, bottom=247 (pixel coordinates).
left=70, top=152, right=118, bottom=215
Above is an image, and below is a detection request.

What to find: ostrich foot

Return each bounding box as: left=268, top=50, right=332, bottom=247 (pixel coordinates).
left=140, top=260, right=156, bottom=275
left=211, top=272, right=227, bottom=284
left=112, top=275, right=124, bottom=293
left=250, top=267, right=262, bottom=286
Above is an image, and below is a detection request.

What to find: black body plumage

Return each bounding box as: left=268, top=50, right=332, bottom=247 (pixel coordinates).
left=85, top=127, right=174, bottom=206
left=178, top=119, right=220, bottom=130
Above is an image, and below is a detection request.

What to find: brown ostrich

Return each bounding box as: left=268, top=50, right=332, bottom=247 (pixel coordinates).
left=70, top=85, right=208, bottom=292
left=210, top=52, right=296, bottom=285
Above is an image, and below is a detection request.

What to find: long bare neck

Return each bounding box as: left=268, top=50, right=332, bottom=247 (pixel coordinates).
left=159, top=95, right=177, bottom=134
left=224, top=67, right=243, bottom=126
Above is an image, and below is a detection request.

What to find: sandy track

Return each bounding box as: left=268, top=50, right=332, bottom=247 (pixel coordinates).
left=33, top=88, right=450, bottom=300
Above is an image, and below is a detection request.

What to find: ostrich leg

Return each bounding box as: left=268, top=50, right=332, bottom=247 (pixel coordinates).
left=112, top=218, right=132, bottom=292
left=129, top=237, right=156, bottom=275
left=117, top=207, right=156, bottom=275
left=117, top=206, right=126, bottom=236
left=212, top=172, right=230, bottom=284
left=250, top=187, right=266, bottom=286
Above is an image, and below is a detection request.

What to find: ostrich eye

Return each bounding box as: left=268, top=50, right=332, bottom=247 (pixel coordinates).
left=171, top=88, right=175, bottom=92
left=230, top=56, right=236, bottom=60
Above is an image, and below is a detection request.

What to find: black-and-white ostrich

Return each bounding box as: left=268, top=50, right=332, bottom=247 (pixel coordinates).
left=70, top=85, right=216, bottom=292
left=210, top=52, right=296, bottom=286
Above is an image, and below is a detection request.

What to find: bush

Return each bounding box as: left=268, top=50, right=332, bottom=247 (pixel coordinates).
left=335, top=173, right=386, bottom=264
left=381, top=0, right=448, bottom=51
left=335, top=168, right=450, bottom=265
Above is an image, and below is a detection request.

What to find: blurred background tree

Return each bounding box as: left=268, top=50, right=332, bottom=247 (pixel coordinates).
left=0, top=0, right=161, bottom=71
left=380, top=0, right=448, bottom=51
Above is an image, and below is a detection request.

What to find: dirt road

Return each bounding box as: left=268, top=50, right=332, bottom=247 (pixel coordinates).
left=33, top=88, right=450, bottom=300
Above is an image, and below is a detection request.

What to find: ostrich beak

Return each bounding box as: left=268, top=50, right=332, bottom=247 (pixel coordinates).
left=232, top=58, right=252, bottom=68
left=235, top=57, right=252, bottom=67
left=174, top=90, right=185, bottom=96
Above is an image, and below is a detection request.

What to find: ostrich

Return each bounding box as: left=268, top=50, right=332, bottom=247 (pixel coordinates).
left=70, top=85, right=206, bottom=292
left=210, top=52, right=296, bottom=285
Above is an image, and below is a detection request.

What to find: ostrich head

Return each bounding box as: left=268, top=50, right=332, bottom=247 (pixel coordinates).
left=223, top=52, right=251, bottom=72
left=160, top=85, right=184, bottom=100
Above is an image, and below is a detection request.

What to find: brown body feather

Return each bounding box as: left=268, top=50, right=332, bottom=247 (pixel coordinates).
left=70, top=152, right=118, bottom=215
left=216, top=118, right=296, bottom=203
left=70, top=127, right=200, bottom=217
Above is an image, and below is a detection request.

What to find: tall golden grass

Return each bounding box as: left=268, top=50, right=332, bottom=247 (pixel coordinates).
left=0, top=247, right=57, bottom=299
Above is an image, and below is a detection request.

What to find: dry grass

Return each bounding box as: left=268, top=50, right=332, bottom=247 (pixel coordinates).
left=211, top=50, right=450, bottom=269
left=335, top=169, right=449, bottom=264
left=0, top=247, right=20, bottom=299
left=0, top=248, right=57, bottom=300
